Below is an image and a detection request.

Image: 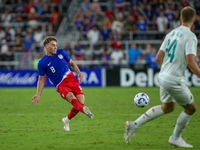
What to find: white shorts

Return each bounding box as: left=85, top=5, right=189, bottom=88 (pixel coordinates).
left=159, top=78, right=193, bottom=105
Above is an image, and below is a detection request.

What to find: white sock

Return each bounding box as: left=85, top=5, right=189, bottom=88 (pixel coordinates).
left=65, top=116, right=70, bottom=121
left=172, top=111, right=192, bottom=140
left=134, top=105, right=165, bottom=129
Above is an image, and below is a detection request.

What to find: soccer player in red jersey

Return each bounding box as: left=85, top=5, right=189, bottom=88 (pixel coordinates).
left=31, top=36, right=94, bottom=131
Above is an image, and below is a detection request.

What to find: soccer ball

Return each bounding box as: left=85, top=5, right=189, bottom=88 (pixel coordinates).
left=134, top=92, right=150, bottom=107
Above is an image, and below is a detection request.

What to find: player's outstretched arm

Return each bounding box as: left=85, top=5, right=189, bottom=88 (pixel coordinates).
left=68, top=59, right=83, bottom=83
left=186, top=54, right=200, bottom=78
left=31, top=76, right=45, bottom=105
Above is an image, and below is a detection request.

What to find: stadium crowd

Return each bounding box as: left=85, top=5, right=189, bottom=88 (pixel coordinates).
left=0, top=0, right=200, bottom=69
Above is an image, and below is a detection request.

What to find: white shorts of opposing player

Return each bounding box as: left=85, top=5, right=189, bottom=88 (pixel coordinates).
left=159, top=77, right=193, bottom=105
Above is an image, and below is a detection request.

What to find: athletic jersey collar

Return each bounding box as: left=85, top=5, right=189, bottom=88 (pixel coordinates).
left=180, top=25, right=190, bottom=31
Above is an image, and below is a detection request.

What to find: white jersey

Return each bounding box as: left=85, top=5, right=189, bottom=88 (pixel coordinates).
left=159, top=25, right=197, bottom=83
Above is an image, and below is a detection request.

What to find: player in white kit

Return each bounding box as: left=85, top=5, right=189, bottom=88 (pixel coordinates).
left=124, top=6, right=200, bottom=147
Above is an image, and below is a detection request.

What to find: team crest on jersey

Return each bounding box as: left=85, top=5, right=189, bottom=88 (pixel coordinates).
left=58, top=54, right=63, bottom=59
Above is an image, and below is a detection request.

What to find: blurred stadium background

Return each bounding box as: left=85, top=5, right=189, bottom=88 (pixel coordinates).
left=0, top=0, right=200, bottom=87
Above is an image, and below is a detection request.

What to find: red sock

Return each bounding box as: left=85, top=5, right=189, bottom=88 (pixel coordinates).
left=71, top=99, right=84, bottom=113
left=67, top=104, right=84, bottom=120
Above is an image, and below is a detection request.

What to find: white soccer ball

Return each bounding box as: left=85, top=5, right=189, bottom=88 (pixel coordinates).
left=134, top=92, right=150, bottom=107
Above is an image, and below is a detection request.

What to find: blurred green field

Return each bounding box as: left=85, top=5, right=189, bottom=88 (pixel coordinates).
left=0, top=87, right=199, bottom=150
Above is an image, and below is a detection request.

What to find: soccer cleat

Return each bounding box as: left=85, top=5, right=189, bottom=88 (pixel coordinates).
left=62, top=117, right=70, bottom=131
left=83, top=106, right=94, bottom=118
left=168, top=136, right=193, bottom=148
left=124, top=121, right=137, bottom=144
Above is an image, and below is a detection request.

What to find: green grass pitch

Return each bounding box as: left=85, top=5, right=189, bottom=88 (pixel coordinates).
left=0, top=87, right=200, bottom=150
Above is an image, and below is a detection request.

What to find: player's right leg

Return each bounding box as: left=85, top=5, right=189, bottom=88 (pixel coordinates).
left=76, top=94, right=94, bottom=118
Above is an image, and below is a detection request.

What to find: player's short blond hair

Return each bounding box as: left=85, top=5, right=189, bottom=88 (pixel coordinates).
left=43, top=36, right=57, bottom=46
left=181, top=6, right=196, bottom=23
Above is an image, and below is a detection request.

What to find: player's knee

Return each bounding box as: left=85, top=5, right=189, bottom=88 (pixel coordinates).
left=163, top=107, right=174, bottom=114
left=66, top=92, right=76, bottom=102
left=162, top=103, right=175, bottom=114
left=185, top=105, right=196, bottom=115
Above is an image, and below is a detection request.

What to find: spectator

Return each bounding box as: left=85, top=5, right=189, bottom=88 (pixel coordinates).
left=4, top=27, right=12, bottom=43
left=164, top=0, right=175, bottom=10
left=110, top=40, right=123, bottom=68
left=194, top=0, right=200, bottom=15
left=24, top=0, right=35, bottom=14
left=145, top=4, right=154, bottom=21
left=41, top=3, right=51, bottom=22
left=28, top=8, right=38, bottom=28
left=74, top=41, right=83, bottom=61
left=126, top=43, right=141, bottom=69
left=0, top=26, right=5, bottom=42
left=0, top=39, right=10, bottom=61
left=153, top=7, right=160, bottom=18
left=13, top=37, right=23, bottom=69
left=124, top=15, right=137, bottom=32
left=15, top=0, right=25, bottom=14
left=64, top=41, right=73, bottom=56
left=194, top=15, right=200, bottom=31
left=87, top=25, right=99, bottom=44
left=136, top=15, right=149, bottom=40
left=33, top=53, right=42, bottom=70
left=84, top=10, right=95, bottom=24
left=73, top=8, right=84, bottom=22
left=13, top=37, right=23, bottom=53
left=74, top=15, right=84, bottom=33
left=35, top=1, right=44, bottom=19
left=99, top=50, right=110, bottom=68
left=33, top=27, right=45, bottom=51
left=151, top=0, right=159, bottom=10
left=156, top=11, right=168, bottom=40
left=84, top=18, right=93, bottom=32
left=80, top=0, right=90, bottom=14
left=111, top=29, right=122, bottom=41
left=142, top=0, right=149, bottom=7
left=27, top=27, right=34, bottom=40
left=104, top=6, right=115, bottom=22
left=15, top=28, right=24, bottom=42
left=180, top=0, right=190, bottom=9
left=147, top=47, right=159, bottom=69
left=144, top=43, right=152, bottom=60
left=102, top=16, right=112, bottom=29
left=171, top=16, right=181, bottom=29
left=165, top=9, right=175, bottom=28
left=51, top=0, right=60, bottom=5
left=99, top=24, right=112, bottom=42
left=1, top=9, right=12, bottom=26
left=22, top=34, right=34, bottom=52
left=157, top=0, right=165, bottom=11
left=50, top=6, right=60, bottom=31
left=114, top=0, right=126, bottom=13
left=111, top=12, right=124, bottom=33
left=14, top=12, right=24, bottom=23
left=130, top=0, right=140, bottom=8
left=8, top=26, right=16, bottom=42
left=84, top=46, right=93, bottom=61
left=131, top=5, right=140, bottom=23
left=90, top=0, right=102, bottom=15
